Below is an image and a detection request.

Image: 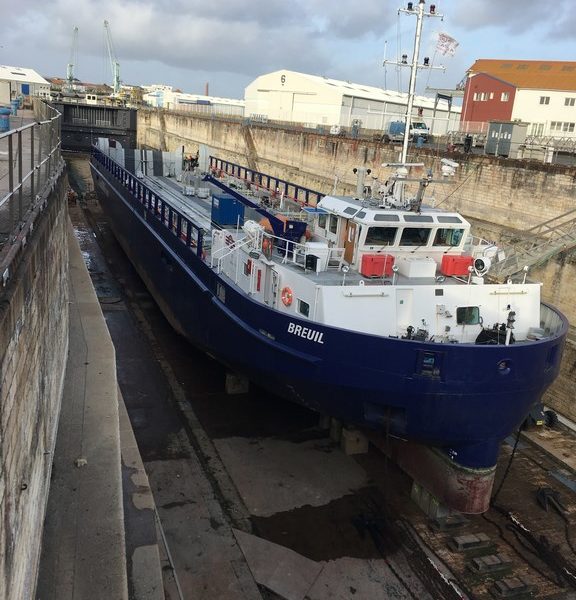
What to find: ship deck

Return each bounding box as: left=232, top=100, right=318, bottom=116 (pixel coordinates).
left=145, top=173, right=467, bottom=288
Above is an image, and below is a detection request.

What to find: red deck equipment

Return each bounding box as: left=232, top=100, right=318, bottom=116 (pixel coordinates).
left=441, top=255, right=474, bottom=277
left=361, top=254, right=395, bottom=278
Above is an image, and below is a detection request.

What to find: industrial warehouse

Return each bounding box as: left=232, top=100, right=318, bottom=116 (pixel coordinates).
left=244, top=69, right=461, bottom=135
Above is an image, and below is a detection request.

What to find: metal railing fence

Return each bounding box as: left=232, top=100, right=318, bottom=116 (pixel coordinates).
left=0, top=99, right=64, bottom=286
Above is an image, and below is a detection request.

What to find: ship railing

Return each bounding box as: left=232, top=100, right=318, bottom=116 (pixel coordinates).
left=260, top=231, right=346, bottom=271
left=209, top=156, right=324, bottom=207
left=92, top=146, right=207, bottom=262
left=211, top=235, right=252, bottom=273
left=464, top=234, right=501, bottom=259
left=540, top=303, right=567, bottom=337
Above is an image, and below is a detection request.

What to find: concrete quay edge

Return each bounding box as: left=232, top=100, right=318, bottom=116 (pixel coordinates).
left=36, top=221, right=164, bottom=600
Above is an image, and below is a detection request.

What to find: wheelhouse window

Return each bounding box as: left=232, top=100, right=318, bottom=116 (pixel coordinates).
left=433, top=228, right=464, bottom=247
left=399, top=228, right=431, bottom=246
left=317, top=214, right=327, bottom=229
left=457, top=306, right=480, bottom=325
left=329, top=215, right=338, bottom=234
left=365, top=226, right=397, bottom=246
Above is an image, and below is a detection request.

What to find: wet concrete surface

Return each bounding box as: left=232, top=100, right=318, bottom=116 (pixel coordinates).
left=66, top=155, right=576, bottom=600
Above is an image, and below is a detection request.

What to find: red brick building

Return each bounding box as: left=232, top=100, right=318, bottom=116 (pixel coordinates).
left=461, top=59, right=576, bottom=137
left=462, top=73, right=516, bottom=123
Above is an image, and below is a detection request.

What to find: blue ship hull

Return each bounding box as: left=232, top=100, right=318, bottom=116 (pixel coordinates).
left=90, top=151, right=568, bottom=473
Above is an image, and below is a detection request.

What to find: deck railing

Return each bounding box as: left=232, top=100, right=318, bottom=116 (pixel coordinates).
left=92, top=146, right=207, bottom=262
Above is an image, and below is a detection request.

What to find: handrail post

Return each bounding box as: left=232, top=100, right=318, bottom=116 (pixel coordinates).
left=30, top=127, right=35, bottom=205
left=18, top=130, right=23, bottom=222
left=8, top=134, right=14, bottom=233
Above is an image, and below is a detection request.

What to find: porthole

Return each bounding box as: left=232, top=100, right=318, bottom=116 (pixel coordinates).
left=497, top=359, right=511, bottom=376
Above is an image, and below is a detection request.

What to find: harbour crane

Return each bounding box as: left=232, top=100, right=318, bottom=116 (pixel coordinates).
left=65, top=26, right=79, bottom=94
left=103, top=20, right=121, bottom=96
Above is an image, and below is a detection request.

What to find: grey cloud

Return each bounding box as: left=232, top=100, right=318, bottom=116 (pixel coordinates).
left=0, top=0, right=332, bottom=82
left=546, top=4, right=576, bottom=39
left=304, top=0, right=395, bottom=38
left=452, top=0, right=571, bottom=34
left=129, top=0, right=300, bottom=25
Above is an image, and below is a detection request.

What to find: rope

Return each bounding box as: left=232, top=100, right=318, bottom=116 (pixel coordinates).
left=491, top=428, right=521, bottom=505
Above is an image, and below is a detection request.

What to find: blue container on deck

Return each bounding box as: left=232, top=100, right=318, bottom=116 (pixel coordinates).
left=0, top=107, right=11, bottom=133
left=211, top=194, right=245, bottom=227
left=10, top=99, right=19, bottom=116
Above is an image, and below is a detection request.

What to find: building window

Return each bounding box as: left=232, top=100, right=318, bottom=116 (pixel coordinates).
left=565, top=98, right=575, bottom=107
left=540, top=96, right=550, bottom=105
left=489, top=92, right=494, bottom=100
left=473, top=92, right=479, bottom=101
left=531, top=123, right=544, bottom=136
left=501, top=92, right=509, bottom=102
left=551, top=121, right=575, bottom=133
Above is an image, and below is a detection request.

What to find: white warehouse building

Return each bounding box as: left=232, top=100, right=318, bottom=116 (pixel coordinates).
left=143, top=85, right=244, bottom=117
left=0, top=65, right=51, bottom=105
left=245, top=70, right=461, bottom=135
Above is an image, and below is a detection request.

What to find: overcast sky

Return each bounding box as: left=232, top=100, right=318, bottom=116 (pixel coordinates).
left=2, top=0, right=575, bottom=99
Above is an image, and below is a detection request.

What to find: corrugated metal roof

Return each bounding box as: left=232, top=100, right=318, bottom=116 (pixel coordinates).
left=468, top=59, right=576, bottom=91
left=261, top=70, right=460, bottom=112
left=301, top=71, right=445, bottom=109
left=0, top=65, right=49, bottom=85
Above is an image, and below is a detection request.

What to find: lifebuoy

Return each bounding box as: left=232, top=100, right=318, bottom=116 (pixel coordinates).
left=281, top=287, right=293, bottom=307
left=262, top=237, right=273, bottom=259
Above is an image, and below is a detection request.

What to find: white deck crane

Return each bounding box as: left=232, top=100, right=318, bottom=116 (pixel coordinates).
left=104, top=20, right=121, bottom=96
left=65, top=26, right=79, bottom=94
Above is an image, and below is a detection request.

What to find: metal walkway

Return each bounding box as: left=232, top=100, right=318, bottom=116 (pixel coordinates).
left=490, top=208, right=576, bottom=281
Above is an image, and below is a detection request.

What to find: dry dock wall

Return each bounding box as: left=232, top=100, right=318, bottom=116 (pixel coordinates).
left=137, top=109, right=576, bottom=420
left=0, top=173, right=69, bottom=600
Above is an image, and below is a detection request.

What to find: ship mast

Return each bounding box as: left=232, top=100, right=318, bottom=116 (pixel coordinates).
left=388, top=1, right=443, bottom=164
left=401, top=2, right=425, bottom=163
